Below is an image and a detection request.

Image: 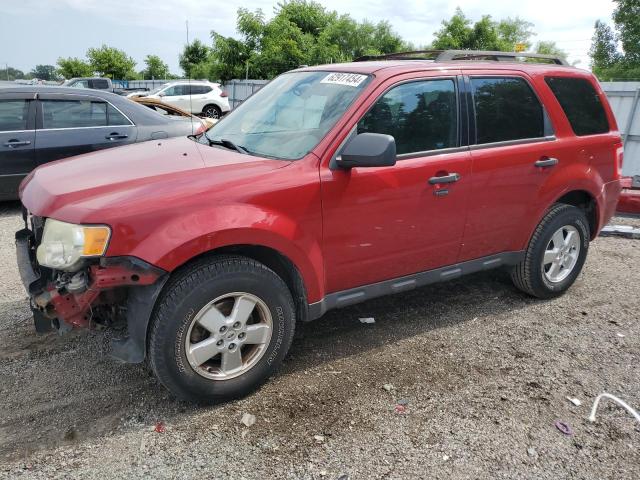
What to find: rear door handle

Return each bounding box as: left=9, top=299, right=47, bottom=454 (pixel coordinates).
left=3, top=139, right=31, bottom=148
left=428, top=173, right=460, bottom=185
left=534, top=157, right=558, bottom=168
left=105, top=133, right=128, bottom=140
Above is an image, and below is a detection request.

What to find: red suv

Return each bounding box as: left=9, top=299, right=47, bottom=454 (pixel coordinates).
left=16, top=51, right=622, bottom=402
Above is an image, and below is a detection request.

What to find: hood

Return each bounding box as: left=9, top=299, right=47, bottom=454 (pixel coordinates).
left=20, top=136, right=288, bottom=223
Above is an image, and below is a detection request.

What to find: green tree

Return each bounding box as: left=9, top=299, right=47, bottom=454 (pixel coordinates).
left=432, top=8, right=534, bottom=51
left=179, top=39, right=210, bottom=77
left=535, top=41, right=567, bottom=59
left=86, top=45, right=137, bottom=79
left=207, top=0, right=408, bottom=81
left=57, top=57, right=93, bottom=79
left=589, top=20, right=620, bottom=74
left=29, top=64, right=59, bottom=81
left=1, top=66, right=25, bottom=81
left=612, top=0, right=640, bottom=64
left=589, top=1, right=640, bottom=80
left=141, top=55, right=170, bottom=79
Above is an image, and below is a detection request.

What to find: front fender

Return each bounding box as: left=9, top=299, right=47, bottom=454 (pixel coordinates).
left=107, top=203, right=324, bottom=303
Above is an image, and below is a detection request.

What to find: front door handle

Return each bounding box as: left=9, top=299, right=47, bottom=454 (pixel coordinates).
left=534, top=157, right=558, bottom=168
left=3, top=139, right=31, bottom=148
left=428, top=173, right=460, bottom=185
left=105, top=133, right=128, bottom=140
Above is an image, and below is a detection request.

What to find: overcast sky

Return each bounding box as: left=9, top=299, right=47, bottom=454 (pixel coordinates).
left=1, top=0, right=616, bottom=76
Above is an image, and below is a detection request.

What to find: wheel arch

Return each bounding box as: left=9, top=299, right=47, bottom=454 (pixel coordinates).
left=553, top=189, right=599, bottom=239
left=169, top=244, right=310, bottom=323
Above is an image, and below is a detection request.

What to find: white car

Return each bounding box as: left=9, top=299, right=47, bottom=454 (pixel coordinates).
left=132, top=81, right=230, bottom=119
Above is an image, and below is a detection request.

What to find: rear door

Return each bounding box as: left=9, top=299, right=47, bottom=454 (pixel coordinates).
left=458, top=71, right=562, bottom=261
left=0, top=92, right=36, bottom=199
left=35, top=93, right=137, bottom=166
left=162, top=84, right=190, bottom=111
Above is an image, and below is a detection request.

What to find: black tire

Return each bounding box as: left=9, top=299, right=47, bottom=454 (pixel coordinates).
left=148, top=255, right=295, bottom=403
left=511, top=204, right=590, bottom=299
left=202, top=104, right=222, bottom=119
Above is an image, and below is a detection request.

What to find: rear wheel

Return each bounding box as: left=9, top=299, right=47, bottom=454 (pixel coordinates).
left=148, top=255, right=296, bottom=403
left=202, top=104, right=222, bottom=119
left=511, top=204, right=590, bottom=299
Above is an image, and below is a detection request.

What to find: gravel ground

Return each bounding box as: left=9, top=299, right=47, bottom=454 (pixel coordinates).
left=0, top=201, right=639, bottom=479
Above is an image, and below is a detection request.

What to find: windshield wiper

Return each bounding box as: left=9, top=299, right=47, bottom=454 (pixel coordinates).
left=207, top=137, right=248, bottom=155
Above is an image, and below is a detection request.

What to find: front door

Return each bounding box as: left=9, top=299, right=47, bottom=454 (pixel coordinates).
left=0, top=92, right=36, bottom=199
left=35, top=92, right=137, bottom=166
left=321, top=75, right=472, bottom=293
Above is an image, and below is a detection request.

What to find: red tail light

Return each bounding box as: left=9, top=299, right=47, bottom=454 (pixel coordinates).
left=614, top=141, right=624, bottom=178
left=220, top=90, right=228, bottom=97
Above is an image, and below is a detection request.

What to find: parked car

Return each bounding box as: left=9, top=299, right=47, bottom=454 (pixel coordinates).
left=131, top=96, right=216, bottom=130
left=17, top=50, right=622, bottom=403
left=0, top=86, right=201, bottom=200
left=62, top=77, right=118, bottom=94
left=130, top=81, right=230, bottom=119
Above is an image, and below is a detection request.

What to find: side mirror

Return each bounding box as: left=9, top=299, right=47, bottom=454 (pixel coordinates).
left=336, top=132, right=396, bottom=169
left=158, top=91, right=166, bottom=97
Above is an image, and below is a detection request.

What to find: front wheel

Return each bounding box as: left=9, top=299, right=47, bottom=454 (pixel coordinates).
left=511, top=204, right=590, bottom=299
left=148, top=255, right=296, bottom=403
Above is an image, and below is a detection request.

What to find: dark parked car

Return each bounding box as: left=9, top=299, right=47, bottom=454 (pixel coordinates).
left=0, top=87, right=202, bottom=200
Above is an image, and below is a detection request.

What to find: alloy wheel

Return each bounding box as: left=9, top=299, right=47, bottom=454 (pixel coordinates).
left=542, top=225, right=581, bottom=283
left=185, top=292, right=273, bottom=380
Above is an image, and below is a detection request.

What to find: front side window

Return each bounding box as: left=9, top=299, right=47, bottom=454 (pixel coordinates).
left=205, top=71, right=371, bottom=160
left=0, top=100, right=30, bottom=131
left=545, top=77, right=609, bottom=136
left=358, top=79, right=458, bottom=155
left=471, top=77, right=544, bottom=144
left=163, top=85, right=185, bottom=96
left=41, top=100, right=108, bottom=129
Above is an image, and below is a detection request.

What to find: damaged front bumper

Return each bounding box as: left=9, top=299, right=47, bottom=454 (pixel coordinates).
left=15, top=226, right=168, bottom=363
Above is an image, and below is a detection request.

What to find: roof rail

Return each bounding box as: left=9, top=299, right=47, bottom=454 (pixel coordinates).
left=354, top=49, right=570, bottom=66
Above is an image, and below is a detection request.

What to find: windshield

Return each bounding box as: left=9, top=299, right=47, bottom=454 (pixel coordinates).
left=205, top=71, right=371, bottom=160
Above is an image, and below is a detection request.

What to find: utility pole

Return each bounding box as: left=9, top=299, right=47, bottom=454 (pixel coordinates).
left=5, top=63, right=9, bottom=81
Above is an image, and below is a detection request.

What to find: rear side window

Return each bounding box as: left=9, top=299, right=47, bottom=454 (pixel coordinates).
left=191, top=85, right=211, bottom=95
left=471, top=77, right=544, bottom=144
left=42, top=100, right=108, bottom=129
left=545, top=77, right=609, bottom=136
left=358, top=79, right=458, bottom=155
left=92, top=79, right=110, bottom=89
left=107, top=104, right=131, bottom=125
left=0, top=100, right=30, bottom=131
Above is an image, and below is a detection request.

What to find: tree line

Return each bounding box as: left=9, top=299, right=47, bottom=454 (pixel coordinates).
left=4, top=1, right=638, bottom=83
left=590, top=0, right=639, bottom=80
left=4, top=47, right=175, bottom=82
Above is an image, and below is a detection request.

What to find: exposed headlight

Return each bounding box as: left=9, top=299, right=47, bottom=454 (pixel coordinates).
left=36, top=219, right=111, bottom=271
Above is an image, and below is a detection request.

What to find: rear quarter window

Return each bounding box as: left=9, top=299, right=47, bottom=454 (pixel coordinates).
left=544, top=77, right=609, bottom=136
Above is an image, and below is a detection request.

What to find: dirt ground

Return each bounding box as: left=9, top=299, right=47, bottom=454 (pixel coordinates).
left=0, top=201, right=638, bottom=480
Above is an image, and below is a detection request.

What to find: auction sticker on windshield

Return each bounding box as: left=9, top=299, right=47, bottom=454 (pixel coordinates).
left=321, top=73, right=368, bottom=87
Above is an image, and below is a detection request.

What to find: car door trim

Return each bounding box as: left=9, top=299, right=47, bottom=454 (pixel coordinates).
left=307, top=250, right=524, bottom=320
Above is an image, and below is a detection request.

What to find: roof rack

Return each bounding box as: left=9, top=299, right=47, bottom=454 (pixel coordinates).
left=354, top=49, right=570, bottom=66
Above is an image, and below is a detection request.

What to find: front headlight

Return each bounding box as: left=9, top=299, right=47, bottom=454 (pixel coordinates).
left=36, top=219, right=111, bottom=271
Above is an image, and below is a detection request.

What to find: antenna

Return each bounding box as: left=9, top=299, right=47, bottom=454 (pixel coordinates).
left=186, top=20, right=194, bottom=135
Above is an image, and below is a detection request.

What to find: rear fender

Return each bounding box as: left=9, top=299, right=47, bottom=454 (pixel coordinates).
left=516, top=163, right=603, bottom=249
